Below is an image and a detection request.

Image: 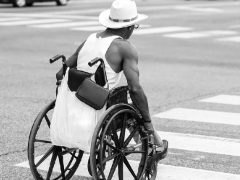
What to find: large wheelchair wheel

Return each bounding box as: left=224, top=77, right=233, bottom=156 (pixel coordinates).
left=142, top=160, right=157, bottom=180
left=28, top=100, right=83, bottom=180
left=90, top=103, right=149, bottom=180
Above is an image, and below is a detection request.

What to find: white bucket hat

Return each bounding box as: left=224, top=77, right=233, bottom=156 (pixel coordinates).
left=99, top=0, right=148, bottom=29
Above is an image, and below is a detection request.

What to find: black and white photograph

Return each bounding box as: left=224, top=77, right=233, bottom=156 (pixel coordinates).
left=1, top=0, right=240, bottom=179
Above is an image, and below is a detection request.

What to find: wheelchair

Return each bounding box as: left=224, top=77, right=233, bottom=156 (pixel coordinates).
left=27, top=55, right=158, bottom=180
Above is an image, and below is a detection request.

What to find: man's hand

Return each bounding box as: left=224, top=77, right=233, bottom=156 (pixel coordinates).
left=143, top=121, right=155, bottom=134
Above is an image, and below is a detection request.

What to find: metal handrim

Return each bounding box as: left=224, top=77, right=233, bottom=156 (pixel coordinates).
left=92, top=108, right=149, bottom=180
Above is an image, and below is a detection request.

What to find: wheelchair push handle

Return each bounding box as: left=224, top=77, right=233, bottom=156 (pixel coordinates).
left=49, top=54, right=67, bottom=64
left=50, top=54, right=68, bottom=78
left=88, top=57, right=108, bottom=87
left=88, top=57, right=104, bottom=67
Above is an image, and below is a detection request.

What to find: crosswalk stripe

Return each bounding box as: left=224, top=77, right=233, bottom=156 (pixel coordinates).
left=230, top=24, right=240, bottom=29
left=122, top=130, right=240, bottom=156
left=159, top=131, right=240, bottom=156
left=216, top=36, right=240, bottom=42
left=133, top=27, right=193, bottom=35
left=30, top=21, right=100, bottom=28
left=200, top=95, right=240, bottom=105
left=0, top=19, right=71, bottom=26
left=154, top=108, right=240, bottom=126
left=15, top=154, right=240, bottom=180
left=163, top=32, right=210, bottom=38
left=164, top=30, right=238, bottom=39
left=0, top=18, right=31, bottom=22
left=71, top=26, right=105, bottom=31
left=204, top=30, right=238, bottom=36
left=174, top=6, right=223, bottom=13
left=0, top=13, right=98, bottom=20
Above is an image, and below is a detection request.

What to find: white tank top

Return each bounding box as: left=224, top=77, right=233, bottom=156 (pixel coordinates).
left=77, top=33, right=122, bottom=90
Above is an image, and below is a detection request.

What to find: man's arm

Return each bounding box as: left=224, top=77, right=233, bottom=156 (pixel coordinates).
left=56, top=41, right=86, bottom=80
left=122, top=42, right=154, bottom=132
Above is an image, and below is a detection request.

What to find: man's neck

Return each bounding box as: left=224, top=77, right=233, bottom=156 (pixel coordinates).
left=105, top=28, right=126, bottom=39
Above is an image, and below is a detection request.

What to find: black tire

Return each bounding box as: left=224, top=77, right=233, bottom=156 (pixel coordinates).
left=90, top=104, right=149, bottom=180
left=13, top=0, right=26, bottom=7
left=142, top=160, right=157, bottom=180
left=56, top=0, right=68, bottom=6
left=28, top=100, right=83, bottom=180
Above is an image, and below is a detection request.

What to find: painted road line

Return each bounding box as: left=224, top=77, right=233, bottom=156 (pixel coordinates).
left=216, top=36, right=240, bottom=42
left=163, top=32, right=210, bottom=39
left=154, top=108, right=240, bottom=126
left=159, top=131, right=240, bottom=157
left=164, top=30, right=238, bottom=39
left=0, top=19, right=71, bottom=26
left=30, top=21, right=100, bottom=28
left=174, top=6, right=223, bottom=13
left=230, top=25, right=240, bottom=29
left=15, top=154, right=240, bottom=180
left=0, top=13, right=98, bottom=20
left=200, top=95, right=240, bottom=105
left=0, top=17, right=31, bottom=22
left=204, top=30, right=238, bottom=36
left=124, top=130, right=240, bottom=157
left=133, top=27, right=193, bottom=35
left=71, top=26, right=105, bottom=31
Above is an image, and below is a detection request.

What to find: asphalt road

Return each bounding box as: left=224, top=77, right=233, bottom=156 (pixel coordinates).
left=0, top=0, right=240, bottom=179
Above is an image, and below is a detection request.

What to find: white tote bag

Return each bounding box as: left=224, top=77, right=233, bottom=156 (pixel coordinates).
left=50, top=68, right=106, bottom=152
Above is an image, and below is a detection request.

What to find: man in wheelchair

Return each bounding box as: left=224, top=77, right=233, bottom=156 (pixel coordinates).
left=52, top=0, right=168, bottom=174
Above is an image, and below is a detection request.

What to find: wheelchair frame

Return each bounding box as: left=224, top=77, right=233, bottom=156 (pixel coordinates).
left=27, top=55, right=158, bottom=180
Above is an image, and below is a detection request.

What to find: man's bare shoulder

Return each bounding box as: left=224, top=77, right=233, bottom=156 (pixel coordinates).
left=111, top=39, right=138, bottom=58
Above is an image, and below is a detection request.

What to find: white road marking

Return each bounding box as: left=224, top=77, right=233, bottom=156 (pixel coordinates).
left=216, top=36, right=240, bottom=42
left=174, top=6, right=223, bottom=13
left=0, top=13, right=98, bottom=20
left=200, top=95, right=240, bottom=105
left=154, top=108, right=240, bottom=126
left=230, top=25, right=240, bottom=29
left=133, top=27, right=193, bottom=35
left=71, top=26, right=105, bottom=31
left=0, top=19, right=71, bottom=26
left=0, top=17, right=31, bottom=22
left=15, top=154, right=240, bottom=180
left=164, top=30, right=238, bottom=39
left=124, top=130, right=240, bottom=156
left=203, top=30, right=238, bottom=36
left=159, top=131, right=240, bottom=157
left=30, top=21, right=100, bottom=28
left=163, top=32, right=210, bottom=38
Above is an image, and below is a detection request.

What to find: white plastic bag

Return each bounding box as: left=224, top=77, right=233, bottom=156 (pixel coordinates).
left=50, top=68, right=106, bottom=152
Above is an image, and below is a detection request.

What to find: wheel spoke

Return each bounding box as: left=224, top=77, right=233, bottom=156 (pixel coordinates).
left=102, top=152, right=120, bottom=164
left=46, top=147, right=58, bottom=180
left=44, top=115, right=51, bottom=128
left=123, top=125, right=139, bottom=148
left=103, top=140, right=119, bottom=152
left=123, top=156, right=138, bottom=179
left=58, top=150, right=66, bottom=180
left=35, top=139, right=51, bottom=144
left=118, top=156, right=123, bottom=180
left=126, top=150, right=145, bottom=154
left=68, top=151, right=78, bottom=159
left=110, top=122, right=121, bottom=148
left=107, top=156, right=121, bottom=180
left=36, top=146, right=55, bottom=167
left=119, top=113, right=127, bottom=147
